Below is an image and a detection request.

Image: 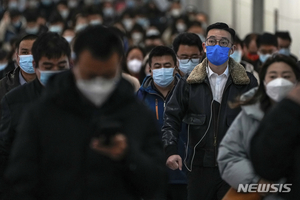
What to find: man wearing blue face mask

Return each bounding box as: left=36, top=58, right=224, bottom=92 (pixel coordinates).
left=172, top=33, right=204, bottom=76
left=0, top=34, right=38, bottom=117
left=275, top=31, right=298, bottom=62
left=137, top=46, right=188, bottom=200
left=0, top=32, right=70, bottom=197
left=230, top=35, right=260, bottom=84
left=162, top=22, right=258, bottom=200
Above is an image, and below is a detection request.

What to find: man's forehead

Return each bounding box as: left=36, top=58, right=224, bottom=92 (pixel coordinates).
left=19, top=39, right=35, bottom=47
left=207, top=29, right=231, bottom=39
left=259, top=45, right=277, bottom=50
left=152, top=55, right=174, bottom=62
left=39, top=55, right=68, bottom=63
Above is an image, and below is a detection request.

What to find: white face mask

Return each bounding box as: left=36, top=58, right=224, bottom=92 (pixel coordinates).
left=127, top=59, right=142, bottom=74
left=131, top=32, right=143, bottom=45
left=75, top=24, right=88, bottom=32
left=76, top=75, right=120, bottom=106
left=49, top=25, right=63, bottom=34
left=64, top=36, right=73, bottom=43
left=171, top=9, right=181, bottom=18
left=122, top=18, right=133, bottom=31
left=265, top=78, right=295, bottom=102
left=89, top=19, right=102, bottom=25
left=60, top=10, right=69, bottom=20
left=176, top=23, right=186, bottom=33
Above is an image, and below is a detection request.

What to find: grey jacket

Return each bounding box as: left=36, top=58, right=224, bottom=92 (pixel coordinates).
left=217, top=87, right=263, bottom=189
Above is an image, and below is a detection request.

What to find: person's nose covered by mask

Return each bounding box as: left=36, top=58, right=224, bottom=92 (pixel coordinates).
left=76, top=74, right=120, bottom=106
left=127, top=59, right=142, bottom=74
left=19, top=55, right=35, bottom=74
left=206, top=44, right=231, bottom=66
left=265, top=78, right=296, bottom=102
left=152, top=68, right=175, bottom=87
left=178, top=59, right=198, bottom=74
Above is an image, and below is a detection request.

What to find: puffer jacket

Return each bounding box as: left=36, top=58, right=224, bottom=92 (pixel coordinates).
left=137, top=75, right=188, bottom=184
left=162, top=57, right=258, bottom=170
left=217, top=88, right=263, bottom=189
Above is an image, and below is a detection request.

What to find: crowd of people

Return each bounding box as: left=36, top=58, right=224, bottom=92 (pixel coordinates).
left=0, top=0, right=299, bottom=200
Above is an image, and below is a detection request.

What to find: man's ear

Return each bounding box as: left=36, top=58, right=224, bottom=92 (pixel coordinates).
left=202, top=42, right=206, bottom=53
left=32, top=60, right=36, bottom=68
left=230, top=45, right=236, bottom=55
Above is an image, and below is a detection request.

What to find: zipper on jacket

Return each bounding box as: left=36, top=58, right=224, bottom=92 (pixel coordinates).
left=155, top=99, right=159, bottom=120
left=186, top=80, right=214, bottom=172
left=214, top=80, right=232, bottom=166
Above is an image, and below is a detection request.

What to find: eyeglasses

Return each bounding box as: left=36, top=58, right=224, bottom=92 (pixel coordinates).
left=205, top=37, right=232, bottom=47
left=177, top=57, right=201, bottom=64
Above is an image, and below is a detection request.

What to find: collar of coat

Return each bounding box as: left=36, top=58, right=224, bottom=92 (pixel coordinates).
left=186, top=57, right=250, bottom=85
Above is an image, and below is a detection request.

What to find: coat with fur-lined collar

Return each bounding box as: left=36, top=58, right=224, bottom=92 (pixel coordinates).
left=187, top=57, right=250, bottom=85
left=162, top=57, right=258, bottom=169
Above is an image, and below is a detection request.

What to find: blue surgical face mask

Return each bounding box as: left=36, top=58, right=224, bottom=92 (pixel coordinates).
left=206, top=45, right=231, bottom=66
left=19, top=55, right=35, bottom=74
left=41, top=0, right=52, bottom=6
left=230, top=50, right=242, bottom=63
left=26, top=26, right=39, bottom=34
left=152, top=68, right=174, bottom=87
left=38, top=70, right=63, bottom=86
left=0, top=63, right=7, bottom=71
left=136, top=18, right=150, bottom=29
left=278, top=48, right=290, bottom=56
left=259, top=53, right=271, bottom=63
left=179, top=59, right=199, bottom=74
left=49, top=25, right=63, bottom=35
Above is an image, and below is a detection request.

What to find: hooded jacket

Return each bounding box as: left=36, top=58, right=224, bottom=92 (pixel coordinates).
left=4, top=70, right=166, bottom=199
left=162, top=57, right=258, bottom=170
left=137, top=75, right=187, bottom=184
left=217, top=88, right=263, bottom=189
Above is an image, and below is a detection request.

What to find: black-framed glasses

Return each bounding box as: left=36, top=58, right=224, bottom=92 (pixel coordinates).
left=205, top=37, right=231, bottom=47
left=177, top=57, right=201, bottom=64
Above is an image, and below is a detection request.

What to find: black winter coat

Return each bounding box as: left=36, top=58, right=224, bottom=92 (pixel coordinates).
left=251, top=98, right=300, bottom=200
left=0, top=67, right=22, bottom=118
left=0, top=78, right=43, bottom=168
left=4, top=70, right=166, bottom=200
left=162, top=58, right=258, bottom=169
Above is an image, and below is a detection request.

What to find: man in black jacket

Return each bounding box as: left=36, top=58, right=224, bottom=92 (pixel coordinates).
left=251, top=84, right=300, bottom=200
left=162, top=22, right=258, bottom=200
left=0, top=34, right=38, bottom=116
left=4, top=25, right=165, bottom=199
left=0, top=32, right=71, bottom=197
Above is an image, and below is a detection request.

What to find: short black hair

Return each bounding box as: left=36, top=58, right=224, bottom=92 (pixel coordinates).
left=0, top=49, right=8, bottom=61
left=126, top=46, right=146, bottom=60
left=86, top=5, right=103, bottom=16
left=9, top=9, right=21, bottom=19
left=172, top=32, right=203, bottom=54
left=187, top=21, right=202, bottom=30
left=32, top=32, right=70, bottom=68
left=206, top=22, right=235, bottom=41
left=243, top=33, right=258, bottom=48
left=149, top=46, right=177, bottom=67
left=24, top=9, right=38, bottom=23
left=275, top=31, right=292, bottom=42
left=73, top=25, right=124, bottom=61
left=256, top=32, right=278, bottom=48
left=16, top=34, right=39, bottom=53
left=48, top=11, right=64, bottom=24
left=234, top=34, right=243, bottom=48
